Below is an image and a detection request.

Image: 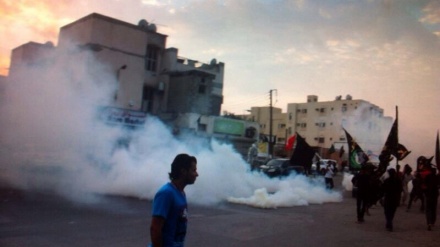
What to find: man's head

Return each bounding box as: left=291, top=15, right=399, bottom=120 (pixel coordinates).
left=169, top=153, right=198, bottom=184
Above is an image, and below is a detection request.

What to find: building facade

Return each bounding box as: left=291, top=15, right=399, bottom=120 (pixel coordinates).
left=286, top=95, right=392, bottom=153
left=55, top=13, right=225, bottom=117
left=241, top=106, right=287, bottom=143
left=242, top=95, right=392, bottom=158
left=6, top=13, right=258, bottom=157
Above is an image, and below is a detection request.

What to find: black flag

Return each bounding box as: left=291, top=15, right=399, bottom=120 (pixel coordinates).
left=290, top=133, right=315, bottom=170
left=381, top=118, right=398, bottom=158
left=343, top=128, right=369, bottom=169
left=396, top=143, right=411, bottom=161
left=436, top=131, right=440, bottom=170
left=381, top=106, right=411, bottom=161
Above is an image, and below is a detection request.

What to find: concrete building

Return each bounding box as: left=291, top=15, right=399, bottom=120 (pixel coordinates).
left=241, top=95, right=392, bottom=158
left=8, top=41, right=56, bottom=80
left=5, top=13, right=258, bottom=157
left=0, top=75, right=6, bottom=102
left=55, top=13, right=225, bottom=117
left=7, top=13, right=225, bottom=119
left=241, top=106, right=287, bottom=143
left=287, top=95, right=392, bottom=155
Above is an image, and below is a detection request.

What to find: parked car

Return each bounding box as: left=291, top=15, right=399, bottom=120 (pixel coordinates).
left=311, top=159, right=337, bottom=175
left=259, top=158, right=305, bottom=177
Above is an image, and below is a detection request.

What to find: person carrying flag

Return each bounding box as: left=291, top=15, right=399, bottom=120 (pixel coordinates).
left=418, top=157, right=439, bottom=231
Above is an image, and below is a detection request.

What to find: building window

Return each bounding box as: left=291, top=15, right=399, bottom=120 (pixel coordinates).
left=142, top=86, right=154, bottom=112
left=198, top=123, right=207, bottom=132
left=318, top=137, right=325, bottom=143
left=302, top=109, right=307, bottom=114
left=300, top=123, right=307, bottom=128
left=342, top=104, right=347, bottom=112
left=198, top=84, right=206, bottom=94
left=145, top=45, right=159, bottom=72
left=320, top=108, right=326, bottom=113
left=289, top=113, right=292, bottom=120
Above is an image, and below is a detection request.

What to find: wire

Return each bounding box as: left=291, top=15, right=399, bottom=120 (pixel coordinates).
left=222, top=93, right=269, bottom=114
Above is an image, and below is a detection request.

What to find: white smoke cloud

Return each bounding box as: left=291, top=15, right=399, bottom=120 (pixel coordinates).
left=0, top=44, right=343, bottom=208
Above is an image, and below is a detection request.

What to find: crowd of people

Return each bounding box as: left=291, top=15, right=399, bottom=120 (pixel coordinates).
left=351, top=156, right=439, bottom=232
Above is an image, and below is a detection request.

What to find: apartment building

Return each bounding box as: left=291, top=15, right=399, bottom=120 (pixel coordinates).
left=5, top=13, right=258, bottom=156
left=243, top=95, right=392, bottom=158
left=287, top=95, right=392, bottom=152
left=242, top=106, right=287, bottom=143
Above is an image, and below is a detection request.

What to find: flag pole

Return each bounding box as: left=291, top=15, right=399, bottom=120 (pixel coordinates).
left=396, top=105, right=399, bottom=169
left=436, top=130, right=440, bottom=171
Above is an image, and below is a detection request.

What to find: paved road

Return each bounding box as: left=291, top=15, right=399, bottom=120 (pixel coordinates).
left=1, top=175, right=439, bottom=247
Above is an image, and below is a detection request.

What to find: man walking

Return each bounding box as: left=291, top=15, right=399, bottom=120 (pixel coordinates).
left=150, top=154, right=199, bottom=247
left=352, top=166, right=371, bottom=223
left=382, top=168, right=403, bottom=232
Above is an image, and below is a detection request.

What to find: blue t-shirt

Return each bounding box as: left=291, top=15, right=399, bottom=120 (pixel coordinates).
left=151, top=182, right=188, bottom=247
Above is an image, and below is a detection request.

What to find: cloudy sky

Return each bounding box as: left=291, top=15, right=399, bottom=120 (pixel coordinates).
left=1, top=0, right=440, bottom=160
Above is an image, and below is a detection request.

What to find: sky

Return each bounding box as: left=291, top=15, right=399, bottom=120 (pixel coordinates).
left=1, top=0, right=439, bottom=162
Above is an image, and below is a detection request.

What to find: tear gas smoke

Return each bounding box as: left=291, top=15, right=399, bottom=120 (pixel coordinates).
left=0, top=46, right=342, bottom=208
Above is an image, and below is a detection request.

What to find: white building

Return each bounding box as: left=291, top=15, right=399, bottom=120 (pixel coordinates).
left=242, top=95, right=393, bottom=158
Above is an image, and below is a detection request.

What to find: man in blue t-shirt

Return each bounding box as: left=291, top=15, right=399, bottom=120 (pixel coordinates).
left=150, top=154, right=198, bottom=247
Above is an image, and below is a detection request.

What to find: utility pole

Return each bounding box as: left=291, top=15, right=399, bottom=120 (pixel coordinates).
left=269, top=89, right=277, bottom=157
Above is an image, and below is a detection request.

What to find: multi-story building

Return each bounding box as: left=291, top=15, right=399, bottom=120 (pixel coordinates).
left=242, top=106, right=287, bottom=143
left=0, top=75, right=5, bottom=102
left=242, top=95, right=392, bottom=158
left=56, top=13, right=225, bottom=117
left=286, top=95, right=392, bottom=153
left=5, top=13, right=258, bottom=157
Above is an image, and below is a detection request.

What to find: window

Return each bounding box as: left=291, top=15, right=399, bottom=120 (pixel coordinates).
left=289, top=113, right=292, bottom=120
left=302, top=109, right=307, bottom=114
left=318, top=137, right=325, bottom=143
left=145, top=45, right=159, bottom=72
left=342, top=104, right=347, bottom=112
left=198, top=123, right=207, bottom=131
left=198, top=84, right=206, bottom=94
left=300, top=123, right=307, bottom=128
left=199, top=77, right=207, bottom=94
left=320, top=108, right=326, bottom=113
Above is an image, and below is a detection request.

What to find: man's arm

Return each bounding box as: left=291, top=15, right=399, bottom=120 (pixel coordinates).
left=150, top=216, right=165, bottom=247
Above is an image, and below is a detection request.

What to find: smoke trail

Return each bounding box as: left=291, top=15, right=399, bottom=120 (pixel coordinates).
left=0, top=45, right=342, bottom=208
